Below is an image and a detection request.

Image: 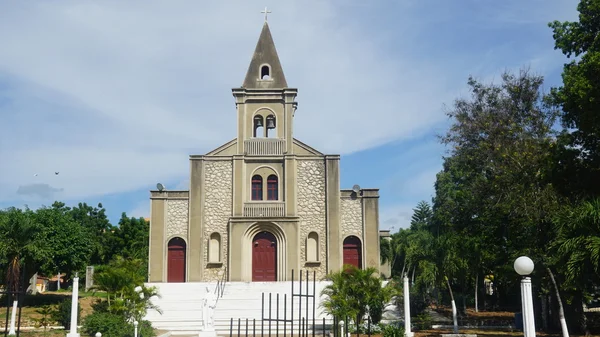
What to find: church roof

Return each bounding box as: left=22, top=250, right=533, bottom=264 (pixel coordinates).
left=242, top=22, right=288, bottom=89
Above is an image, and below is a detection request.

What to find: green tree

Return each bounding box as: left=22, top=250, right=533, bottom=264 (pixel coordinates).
left=109, top=214, right=150, bottom=266
left=549, top=0, right=600, bottom=198
left=432, top=69, right=565, bottom=319
left=70, top=202, right=114, bottom=265
left=410, top=201, right=432, bottom=231
left=35, top=202, right=94, bottom=278
left=552, top=198, right=600, bottom=333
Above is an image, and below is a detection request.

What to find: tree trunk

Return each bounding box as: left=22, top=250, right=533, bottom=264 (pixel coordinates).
left=475, top=274, right=479, bottom=313
left=446, top=277, right=459, bottom=333
left=541, top=294, right=548, bottom=331
left=401, top=260, right=406, bottom=279
left=411, top=265, right=416, bottom=286
left=546, top=267, right=569, bottom=337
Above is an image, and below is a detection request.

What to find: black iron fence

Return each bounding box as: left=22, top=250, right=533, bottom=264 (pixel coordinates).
left=228, top=270, right=378, bottom=337
left=228, top=316, right=378, bottom=337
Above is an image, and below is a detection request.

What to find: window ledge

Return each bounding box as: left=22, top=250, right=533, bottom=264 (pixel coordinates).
left=305, top=261, right=321, bottom=266
left=207, top=262, right=223, bottom=267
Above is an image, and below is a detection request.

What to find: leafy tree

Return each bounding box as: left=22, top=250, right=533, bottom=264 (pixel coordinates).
left=35, top=202, right=94, bottom=278
left=70, top=202, right=114, bottom=265
left=109, top=214, right=150, bottom=265
left=549, top=0, right=600, bottom=198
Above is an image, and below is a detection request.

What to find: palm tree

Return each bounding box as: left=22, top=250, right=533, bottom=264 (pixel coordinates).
left=552, top=198, right=600, bottom=334
left=0, top=208, right=42, bottom=292
left=321, top=266, right=395, bottom=328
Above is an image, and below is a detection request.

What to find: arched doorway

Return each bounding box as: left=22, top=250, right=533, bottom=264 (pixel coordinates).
left=252, top=231, right=277, bottom=281
left=343, top=236, right=362, bottom=269
left=167, top=237, right=186, bottom=282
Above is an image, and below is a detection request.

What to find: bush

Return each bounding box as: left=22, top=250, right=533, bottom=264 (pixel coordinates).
left=382, top=323, right=404, bottom=337
left=83, top=312, right=128, bottom=337
left=413, top=312, right=433, bottom=330
left=51, top=298, right=82, bottom=330
left=91, top=299, right=109, bottom=313
left=83, top=312, right=155, bottom=337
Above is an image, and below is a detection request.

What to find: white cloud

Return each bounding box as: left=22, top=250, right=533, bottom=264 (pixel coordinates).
left=0, top=0, right=577, bottom=203
left=380, top=204, right=415, bottom=230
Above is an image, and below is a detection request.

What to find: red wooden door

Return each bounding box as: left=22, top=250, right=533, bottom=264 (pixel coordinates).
left=252, top=231, right=277, bottom=281
left=167, top=237, right=186, bottom=282
left=343, top=236, right=362, bottom=269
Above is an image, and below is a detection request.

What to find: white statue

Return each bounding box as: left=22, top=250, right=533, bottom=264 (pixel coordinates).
left=202, top=286, right=218, bottom=331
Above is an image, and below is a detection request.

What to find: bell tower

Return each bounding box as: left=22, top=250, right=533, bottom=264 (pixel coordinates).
left=232, top=21, right=298, bottom=156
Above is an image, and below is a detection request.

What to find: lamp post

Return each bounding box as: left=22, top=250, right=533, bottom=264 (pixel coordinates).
left=134, top=320, right=139, bottom=337
left=514, top=256, right=535, bottom=337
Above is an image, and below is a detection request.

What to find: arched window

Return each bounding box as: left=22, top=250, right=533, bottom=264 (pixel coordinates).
left=267, top=175, right=278, bottom=200
left=208, top=232, right=221, bottom=263
left=252, top=175, right=263, bottom=200
left=261, top=65, right=270, bottom=80
left=306, top=232, right=319, bottom=262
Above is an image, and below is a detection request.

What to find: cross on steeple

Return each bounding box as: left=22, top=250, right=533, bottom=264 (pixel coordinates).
left=261, top=7, right=271, bottom=22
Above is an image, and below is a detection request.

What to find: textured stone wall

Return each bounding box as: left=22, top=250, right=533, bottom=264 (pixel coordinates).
left=297, top=159, right=327, bottom=280
left=340, top=198, right=363, bottom=239
left=166, top=199, right=189, bottom=239
left=203, top=160, right=233, bottom=281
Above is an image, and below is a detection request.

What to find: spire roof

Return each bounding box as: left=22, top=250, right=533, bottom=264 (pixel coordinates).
left=242, top=22, right=288, bottom=89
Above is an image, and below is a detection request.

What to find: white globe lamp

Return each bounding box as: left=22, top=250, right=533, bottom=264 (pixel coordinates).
left=514, top=256, right=535, bottom=276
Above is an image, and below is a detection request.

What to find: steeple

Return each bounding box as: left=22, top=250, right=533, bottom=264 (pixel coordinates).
left=242, top=22, right=288, bottom=89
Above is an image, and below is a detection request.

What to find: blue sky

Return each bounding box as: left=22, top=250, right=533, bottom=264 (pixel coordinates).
left=0, top=0, right=580, bottom=230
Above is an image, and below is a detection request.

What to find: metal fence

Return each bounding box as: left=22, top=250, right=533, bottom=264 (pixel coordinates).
left=228, top=270, right=377, bottom=337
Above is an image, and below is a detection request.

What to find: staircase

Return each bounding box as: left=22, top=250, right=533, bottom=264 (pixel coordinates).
left=144, top=281, right=334, bottom=336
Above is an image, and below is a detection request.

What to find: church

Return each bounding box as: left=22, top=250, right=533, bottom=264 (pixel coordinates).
left=147, top=21, right=383, bottom=283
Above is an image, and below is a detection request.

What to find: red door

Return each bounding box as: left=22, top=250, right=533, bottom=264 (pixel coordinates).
left=252, top=231, right=277, bottom=281
left=167, top=237, right=186, bottom=282
left=343, top=236, right=362, bottom=269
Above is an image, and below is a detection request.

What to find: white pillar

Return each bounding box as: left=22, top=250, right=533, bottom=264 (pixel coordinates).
left=66, top=276, right=80, bottom=337
left=403, top=276, right=412, bottom=337
left=521, top=277, right=536, bottom=337
left=8, top=300, right=17, bottom=335
left=134, top=320, right=139, bottom=337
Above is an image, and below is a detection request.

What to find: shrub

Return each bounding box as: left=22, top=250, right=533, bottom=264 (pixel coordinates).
left=382, top=323, right=404, bottom=337
left=82, top=312, right=155, bottom=337
left=51, top=298, right=82, bottom=330
left=83, top=312, right=128, bottom=337
left=91, top=298, right=110, bottom=313
left=413, top=312, right=433, bottom=330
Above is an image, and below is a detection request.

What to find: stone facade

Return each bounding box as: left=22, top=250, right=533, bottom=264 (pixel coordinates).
left=202, top=160, right=233, bottom=281
left=296, top=159, right=327, bottom=280
left=340, top=198, right=363, bottom=239
left=166, top=199, right=189, bottom=239
left=147, top=22, right=382, bottom=283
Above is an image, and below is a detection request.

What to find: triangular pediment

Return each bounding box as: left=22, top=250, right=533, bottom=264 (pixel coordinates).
left=205, top=139, right=237, bottom=156
left=293, top=138, right=324, bottom=156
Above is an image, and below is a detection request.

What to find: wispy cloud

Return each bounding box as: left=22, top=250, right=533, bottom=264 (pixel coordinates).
left=0, top=0, right=579, bottom=208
